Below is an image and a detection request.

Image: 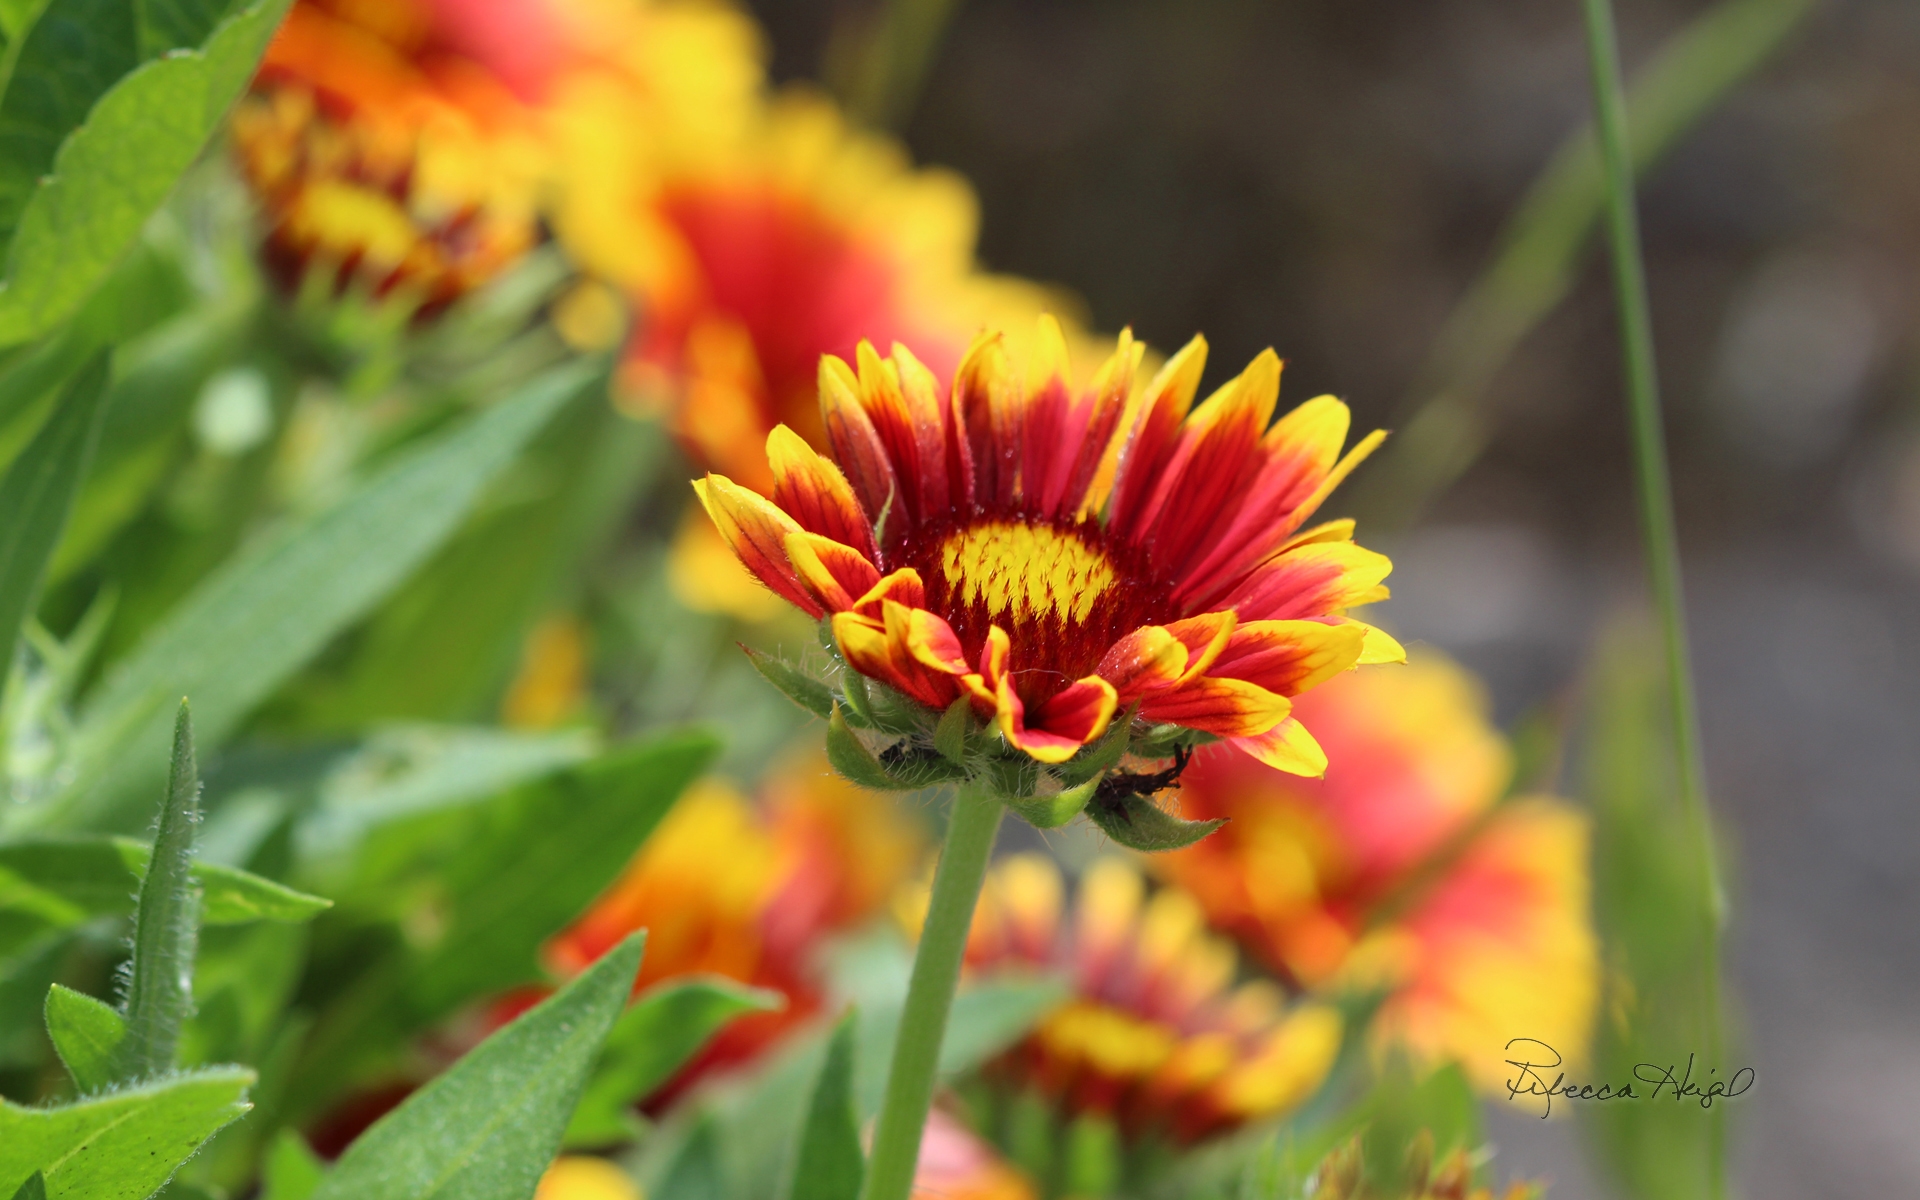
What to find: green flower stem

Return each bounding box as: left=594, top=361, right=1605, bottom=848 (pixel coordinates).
left=860, top=777, right=1005, bottom=1200
left=1580, top=1, right=1729, bottom=1196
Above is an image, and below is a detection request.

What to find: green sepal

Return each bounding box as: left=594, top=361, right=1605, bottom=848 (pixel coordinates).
left=933, top=698, right=972, bottom=765
left=742, top=646, right=836, bottom=719
left=1085, top=792, right=1225, bottom=852
left=826, top=705, right=915, bottom=791
left=1055, top=712, right=1133, bottom=787
left=1004, top=775, right=1100, bottom=830
left=1128, top=722, right=1217, bottom=762
left=838, top=671, right=878, bottom=729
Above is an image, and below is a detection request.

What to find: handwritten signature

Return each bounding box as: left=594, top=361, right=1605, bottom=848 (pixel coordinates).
left=1502, top=1038, right=1754, bottom=1119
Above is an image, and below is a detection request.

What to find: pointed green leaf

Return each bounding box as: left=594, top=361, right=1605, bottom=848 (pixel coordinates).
left=0, top=353, right=108, bottom=657
left=0, top=836, right=330, bottom=927
left=311, top=933, right=644, bottom=1200
left=1004, top=775, right=1099, bottom=830
left=8, top=1171, right=43, bottom=1200
left=565, top=974, right=783, bottom=1148
left=0, top=1066, right=254, bottom=1200
left=744, top=646, right=837, bottom=719
left=791, top=1011, right=862, bottom=1200
left=117, top=842, right=331, bottom=924
left=43, top=983, right=124, bottom=1094
left=116, top=700, right=201, bottom=1081
left=0, top=0, right=292, bottom=344
left=260, top=1130, right=326, bottom=1200
left=933, top=697, right=971, bottom=765
left=1085, top=792, right=1225, bottom=852
left=825, top=704, right=913, bottom=791
left=60, top=360, right=594, bottom=828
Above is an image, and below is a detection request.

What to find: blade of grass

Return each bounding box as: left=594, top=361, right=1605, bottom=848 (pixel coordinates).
left=114, top=699, right=201, bottom=1080
left=828, top=0, right=964, bottom=130
left=1352, top=0, right=1818, bottom=529
left=1578, top=2, right=1728, bottom=1197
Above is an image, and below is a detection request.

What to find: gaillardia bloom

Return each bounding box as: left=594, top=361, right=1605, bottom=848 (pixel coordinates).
left=904, top=856, right=1341, bottom=1154
left=1154, top=650, right=1598, bottom=1094
left=698, top=321, right=1401, bottom=792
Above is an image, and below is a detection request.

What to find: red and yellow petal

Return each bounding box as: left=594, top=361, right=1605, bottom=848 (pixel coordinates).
left=994, top=672, right=1099, bottom=764
left=1108, top=334, right=1208, bottom=538
left=766, top=424, right=876, bottom=560
left=1223, top=541, right=1393, bottom=623
left=784, top=531, right=881, bottom=613
left=851, top=567, right=928, bottom=617
left=1097, top=625, right=1191, bottom=695
left=819, top=354, right=901, bottom=523
left=1230, top=717, right=1330, bottom=778
left=831, top=610, right=955, bottom=711
left=693, top=474, right=818, bottom=617
left=1208, top=619, right=1366, bottom=699
left=1130, top=349, right=1281, bottom=557
left=1139, top=677, right=1291, bottom=738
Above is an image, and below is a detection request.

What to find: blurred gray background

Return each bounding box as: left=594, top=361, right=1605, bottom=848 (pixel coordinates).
left=748, top=1, right=1920, bottom=1194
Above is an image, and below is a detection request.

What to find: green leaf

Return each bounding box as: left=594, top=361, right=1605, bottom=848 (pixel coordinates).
left=932, top=697, right=970, bottom=765
left=288, top=731, right=716, bottom=1114
left=791, top=1011, right=863, bottom=1200
left=1004, top=775, right=1098, bottom=830
left=0, top=0, right=141, bottom=243
left=0, top=0, right=292, bottom=344
left=565, top=974, right=784, bottom=1148
left=310, top=933, right=644, bottom=1200
left=60, top=360, right=594, bottom=828
left=0, top=353, right=108, bottom=657
left=8, top=1171, right=42, bottom=1200
left=119, top=843, right=331, bottom=924
left=402, top=731, right=717, bottom=1014
left=260, top=1130, right=326, bottom=1200
left=744, top=646, right=837, bottom=719
left=825, top=704, right=913, bottom=791
left=0, top=836, right=331, bottom=927
left=116, top=699, right=200, bottom=1080
left=1084, top=791, right=1224, bottom=852
left=43, top=983, right=124, bottom=1093
left=0, top=1066, right=254, bottom=1200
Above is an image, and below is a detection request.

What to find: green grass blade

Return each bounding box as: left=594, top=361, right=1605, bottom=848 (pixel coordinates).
left=115, top=699, right=201, bottom=1081
left=1352, top=0, right=1818, bottom=528
left=792, top=1011, right=864, bottom=1200
left=1579, top=1, right=1729, bottom=1194
left=0, top=352, right=108, bottom=661
left=311, top=933, right=645, bottom=1200
left=54, top=360, right=595, bottom=829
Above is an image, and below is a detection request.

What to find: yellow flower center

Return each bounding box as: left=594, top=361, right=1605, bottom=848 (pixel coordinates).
left=939, top=521, right=1115, bottom=626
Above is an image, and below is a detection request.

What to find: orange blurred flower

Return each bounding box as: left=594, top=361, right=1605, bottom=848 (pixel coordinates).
left=548, top=748, right=922, bottom=1098
left=553, top=88, right=1086, bottom=491
left=233, top=0, right=760, bottom=314
left=696, top=322, right=1402, bottom=769
left=1155, top=649, right=1598, bottom=1095
left=905, top=854, right=1341, bottom=1146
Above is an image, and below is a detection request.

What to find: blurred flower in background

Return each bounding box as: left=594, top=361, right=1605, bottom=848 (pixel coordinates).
left=1156, top=649, right=1597, bottom=1095
left=553, top=85, right=1080, bottom=491
left=906, top=854, right=1340, bottom=1172
left=548, top=747, right=923, bottom=1100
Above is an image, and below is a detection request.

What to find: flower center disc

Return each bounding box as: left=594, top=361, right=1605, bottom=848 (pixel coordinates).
left=939, top=521, right=1116, bottom=625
